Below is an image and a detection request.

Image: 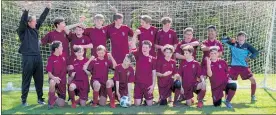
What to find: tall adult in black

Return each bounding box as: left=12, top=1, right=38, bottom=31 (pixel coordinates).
left=17, top=2, right=51, bottom=106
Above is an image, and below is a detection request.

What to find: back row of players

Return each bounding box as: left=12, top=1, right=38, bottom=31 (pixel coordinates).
left=42, top=10, right=259, bottom=109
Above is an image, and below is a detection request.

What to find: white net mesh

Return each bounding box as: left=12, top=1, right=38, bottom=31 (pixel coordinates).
left=1, top=1, right=275, bottom=90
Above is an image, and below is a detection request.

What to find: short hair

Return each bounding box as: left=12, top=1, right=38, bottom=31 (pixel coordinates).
left=94, top=14, right=105, bottom=21
left=126, top=53, right=136, bottom=63
left=161, top=17, right=172, bottom=25
left=113, top=13, right=123, bottom=21
left=27, top=15, right=36, bottom=22
left=207, top=25, right=217, bottom=31
left=73, top=46, right=83, bottom=53
left=142, top=40, right=152, bottom=48
left=96, top=45, right=106, bottom=51
left=237, top=31, right=247, bottom=38
left=183, top=27, right=194, bottom=34
left=75, top=25, right=85, bottom=30
left=209, top=46, right=219, bottom=52
left=162, top=44, right=175, bottom=53
left=51, top=41, right=62, bottom=52
left=54, top=17, right=65, bottom=28
left=182, top=45, right=194, bottom=54
left=140, top=15, right=152, bottom=24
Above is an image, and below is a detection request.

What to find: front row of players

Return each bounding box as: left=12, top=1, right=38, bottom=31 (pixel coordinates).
left=46, top=40, right=238, bottom=109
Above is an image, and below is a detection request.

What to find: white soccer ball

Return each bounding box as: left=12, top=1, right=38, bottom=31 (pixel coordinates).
left=120, top=96, right=131, bottom=108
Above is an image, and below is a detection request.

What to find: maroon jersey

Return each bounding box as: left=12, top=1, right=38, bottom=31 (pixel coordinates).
left=178, top=59, right=201, bottom=89
left=201, top=39, right=224, bottom=65
left=84, top=26, right=108, bottom=57
left=71, top=58, right=89, bottom=81
left=68, top=32, right=91, bottom=57
left=46, top=53, right=67, bottom=83
left=207, top=59, right=229, bottom=89
left=107, top=25, right=134, bottom=64
left=137, top=26, right=158, bottom=57
left=41, top=30, right=69, bottom=58
left=156, top=57, right=177, bottom=87
left=113, top=64, right=135, bottom=96
left=133, top=51, right=156, bottom=85
left=87, top=57, right=113, bottom=84
left=175, top=38, right=199, bottom=60
left=155, top=29, right=179, bottom=59
left=113, top=64, right=135, bottom=83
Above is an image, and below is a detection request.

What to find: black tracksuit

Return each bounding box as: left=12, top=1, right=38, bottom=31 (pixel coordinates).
left=17, top=8, right=49, bottom=103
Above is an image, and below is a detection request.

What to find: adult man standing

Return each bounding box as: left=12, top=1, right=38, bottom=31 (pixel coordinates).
left=17, top=1, right=51, bottom=106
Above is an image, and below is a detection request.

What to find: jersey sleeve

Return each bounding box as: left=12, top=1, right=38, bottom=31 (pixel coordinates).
left=46, top=57, right=53, bottom=73
left=41, top=32, right=51, bottom=46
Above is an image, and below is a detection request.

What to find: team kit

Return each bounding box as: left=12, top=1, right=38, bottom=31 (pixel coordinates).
left=23, top=7, right=259, bottom=109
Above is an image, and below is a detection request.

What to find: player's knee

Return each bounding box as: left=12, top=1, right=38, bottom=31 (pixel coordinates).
left=69, top=83, right=76, bottom=91
left=49, top=80, right=56, bottom=87
left=93, top=81, right=101, bottom=90
left=249, top=77, right=256, bottom=84
left=106, top=80, right=113, bottom=88
left=227, top=83, right=237, bottom=91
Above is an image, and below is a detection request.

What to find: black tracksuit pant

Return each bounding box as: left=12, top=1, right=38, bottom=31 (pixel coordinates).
left=21, top=55, right=44, bottom=103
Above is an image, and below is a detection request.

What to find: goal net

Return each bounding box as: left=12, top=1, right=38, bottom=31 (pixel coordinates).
left=1, top=1, right=275, bottom=90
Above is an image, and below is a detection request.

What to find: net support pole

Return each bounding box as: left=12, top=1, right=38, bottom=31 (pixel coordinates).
left=263, top=2, right=276, bottom=90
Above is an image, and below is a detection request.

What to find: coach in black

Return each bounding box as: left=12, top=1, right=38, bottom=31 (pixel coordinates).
left=17, top=2, right=51, bottom=106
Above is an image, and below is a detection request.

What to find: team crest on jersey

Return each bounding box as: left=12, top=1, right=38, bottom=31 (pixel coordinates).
left=149, top=58, right=152, bottom=62
left=105, top=62, right=108, bottom=66
left=151, top=31, right=153, bottom=35
left=102, top=30, right=105, bottom=33
left=122, top=32, right=125, bottom=36
left=171, top=64, right=174, bottom=68
left=169, top=34, right=171, bottom=38
left=127, top=71, right=130, bottom=76
left=219, top=64, right=222, bottom=69
left=62, top=57, right=65, bottom=61
left=192, top=64, right=195, bottom=68
left=82, top=39, right=85, bottom=43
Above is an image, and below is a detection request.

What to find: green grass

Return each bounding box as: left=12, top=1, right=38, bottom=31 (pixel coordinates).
left=2, top=74, right=276, bottom=114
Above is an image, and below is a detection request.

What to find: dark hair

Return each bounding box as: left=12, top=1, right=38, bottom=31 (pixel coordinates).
left=161, top=17, right=172, bottom=25
left=54, top=17, right=65, bottom=28
left=182, top=45, right=194, bottom=54
left=113, top=13, right=123, bottom=21
left=73, top=46, right=83, bottom=53
left=209, top=46, right=219, bottom=52
left=207, top=25, right=217, bottom=31
left=51, top=41, right=62, bottom=52
left=142, top=40, right=152, bottom=48
left=140, top=15, right=152, bottom=24
left=126, top=53, right=136, bottom=63
left=237, top=31, right=247, bottom=38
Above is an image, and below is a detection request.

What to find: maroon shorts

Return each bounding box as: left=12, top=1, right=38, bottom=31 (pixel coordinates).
left=72, top=80, right=89, bottom=100
left=48, top=79, right=66, bottom=100
left=183, top=82, right=200, bottom=100
left=90, top=79, right=107, bottom=98
left=229, top=66, right=253, bottom=80
left=158, top=78, right=174, bottom=100
left=134, top=83, right=153, bottom=100
left=211, top=82, right=227, bottom=102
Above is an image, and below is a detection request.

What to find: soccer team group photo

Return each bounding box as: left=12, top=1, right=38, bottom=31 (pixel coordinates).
left=1, top=1, right=276, bottom=114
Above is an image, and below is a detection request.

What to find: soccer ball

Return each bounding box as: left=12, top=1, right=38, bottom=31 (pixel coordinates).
left=120, top=96, right=131, bottom=108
